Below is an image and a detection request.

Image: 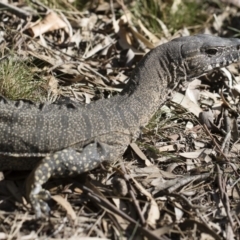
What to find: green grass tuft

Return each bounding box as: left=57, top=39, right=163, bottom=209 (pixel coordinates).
left=0, top=57, right=46, bottom=101
left=131, top=0, right=207, bottom=36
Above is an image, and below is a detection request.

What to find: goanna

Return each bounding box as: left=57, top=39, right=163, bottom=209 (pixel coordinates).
left=0, top=34, right=240, bottom=217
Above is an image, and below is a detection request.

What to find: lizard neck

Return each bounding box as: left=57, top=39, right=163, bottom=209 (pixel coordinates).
left=118, top=43, right=185, bottom=127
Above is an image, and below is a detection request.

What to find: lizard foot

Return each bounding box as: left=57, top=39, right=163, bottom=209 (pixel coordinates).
left=26, top=142, right=120, bottom=217
left=29, top=183, right=51, bottom=218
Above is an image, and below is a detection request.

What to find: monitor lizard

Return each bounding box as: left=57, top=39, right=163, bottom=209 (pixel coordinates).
left=0, top=34, right=239, bottom=217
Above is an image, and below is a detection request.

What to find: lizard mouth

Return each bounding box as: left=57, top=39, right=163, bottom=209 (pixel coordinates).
left=208, top=53, right=240, bottom=71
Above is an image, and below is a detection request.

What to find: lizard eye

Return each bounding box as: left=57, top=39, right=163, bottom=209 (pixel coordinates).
left=205, top=48, right=218, bottom=55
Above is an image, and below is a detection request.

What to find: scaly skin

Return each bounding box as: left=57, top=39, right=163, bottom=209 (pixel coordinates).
left=0, top=34, right=240, bottom=217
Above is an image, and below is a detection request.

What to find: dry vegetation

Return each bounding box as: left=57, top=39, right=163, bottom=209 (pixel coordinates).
left=0, top=0, right=240, bottom=239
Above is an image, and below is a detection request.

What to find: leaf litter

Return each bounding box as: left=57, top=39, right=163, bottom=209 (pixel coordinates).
left=0, top=0, right=239, bottom=239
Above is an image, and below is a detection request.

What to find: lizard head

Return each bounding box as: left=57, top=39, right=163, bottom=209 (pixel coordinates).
left=174, top=34, right=240, bottom=79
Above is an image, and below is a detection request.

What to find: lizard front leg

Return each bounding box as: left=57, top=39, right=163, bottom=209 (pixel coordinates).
left=26, top=141, right=121, bottom=218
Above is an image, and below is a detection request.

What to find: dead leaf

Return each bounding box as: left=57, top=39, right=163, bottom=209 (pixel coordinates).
left=172, top=92, right=202, bottom=116
left=158, top=145, right=175, bottom=152
left=130, top=142, right=152, bottom=166
left=128, top=26, right=155, bottom=49
left=28, top=12, right=68, bottom=38
left=179, top=149, right=213, bottom=159
left=174, top=202, right=184, bottom=221
left=137, top=19, right=160, bottom=44
left=51, top=195, right=76, bottom=220
left=199, top=109, right=214, bottom=129
left=185, top=79, right=201, bottom=104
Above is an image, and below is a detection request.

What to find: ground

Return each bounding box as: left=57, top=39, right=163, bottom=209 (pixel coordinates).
left=0, top=0, right=240, bottom=239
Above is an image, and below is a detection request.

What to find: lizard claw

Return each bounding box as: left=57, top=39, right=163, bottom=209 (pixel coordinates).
left=29, top=183, right=51, bottom=218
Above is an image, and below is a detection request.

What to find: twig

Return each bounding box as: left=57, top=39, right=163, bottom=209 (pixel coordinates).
left=203, top=124, right=229, bottom=161
left=221, top=130, right=231, bottom=153
left=216, top=164, right=235, bottom=228
left=167, top=193, right=209, bottom=210
left=167, top=173, right=210, bottom=193
left=81, top=185, right=162, bottom=240
left=203, top=124, right=240, bottom=177
left=87, top=210, right=106, bottom=237
left=120, top=162, right=146, bottom=226
left=222, top=109, right=231, bottom=154
left=0, top=2, right=30, bottom=20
